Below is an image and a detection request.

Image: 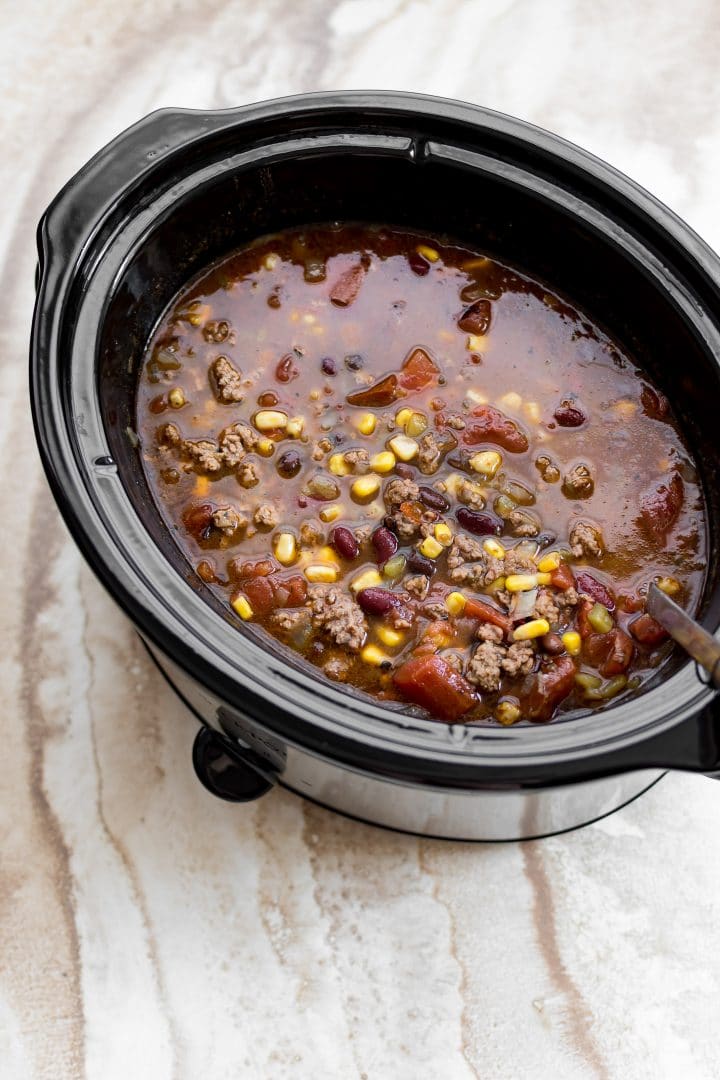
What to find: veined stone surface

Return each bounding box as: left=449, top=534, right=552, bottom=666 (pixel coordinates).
left=2, top=2, right=720, bottom=1077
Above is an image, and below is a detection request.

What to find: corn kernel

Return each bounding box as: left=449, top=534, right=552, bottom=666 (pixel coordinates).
left=231, top=594, right=253, bottom=620
left=395, top=407, right=413, bottom=428
left=254, top=409, right=288, bottom=431
left=263, top=253, right=279, bottom=271
left=305, top=564, right=338, bottom=583
left=482, top=537, right=505, bottom=559
left=405, top=412, right=428, bottom=437
left=536, top=572, right=553, bottom=586
left=302, top=312, right=316, bottom=324
left=361, top=644, right=392, bottom=667
left=286, top=416, right=305, bottom=438
left=319, top=504, right=342, bottom=523
left=496, top=701, right=521, bottom=726
left=351, top=569, right=383, bottom=592
left=416, top=244, right=440, bottom=262
left=370, top=451, right=396, bottom=474
left=486, top=576, right=506, bottom=594
left=445, top=592, right=467, bottom=616
left=537, top=551, right=562, bottom=573
left=434, top=522, right=453, bottom=546
left=168, top=387, right=186, bottom=408
left=317, top=546, right=339, bottom=564
left=257, top=438, right=275, bottom=457
left=466, top=335, right=485, bottom=351
left=470, top=450, right=502, bottom=477
left=513, top=618, right=550, bottom=641
left=524, top=401, right=542, bottom=424
left=351, top=474, right=381, bottom=501
left=273, top=532, right=297, bottom=566
left=656, top=576, right=681, bottom=596
left=329, top=452, right=351, bottom=476
left=499, top=391, right=522, bottom=412
left=506, top=573, right=539, bottom=592
left=377, top=625, right=405, bottom=648
left=357, top=412, right=377, bottom=435
left=464, top=389, right=488, bottom=405
left=562, top=631, right=582, bottom=656
left=419, top=535, right=444, bottom=559
left=388, top=435, right=419, bottom=461
left=194, top=476, right=210, bottom=497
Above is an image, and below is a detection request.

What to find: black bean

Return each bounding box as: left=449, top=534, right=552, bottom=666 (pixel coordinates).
left=276, top=449, right=302, bottom=478
left=344, top=354, right=364, bottom=371
left=395, top=463, right=415, bottom=480
left=456, top=507, right=502, bottom=536
left=407, top=550, right=435, bottom=576
left=418, top=486, right=450, bottom=512
left=321, top=357, right=337, bottom=376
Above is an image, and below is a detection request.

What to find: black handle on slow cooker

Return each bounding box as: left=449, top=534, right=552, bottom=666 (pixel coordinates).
left=40, top=107, right=239, bottom=257
left=192, top=727, right=277, bottom=802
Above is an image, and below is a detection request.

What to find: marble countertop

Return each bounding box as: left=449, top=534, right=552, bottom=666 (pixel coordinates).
left=3, top=2, right=720, bottom=1077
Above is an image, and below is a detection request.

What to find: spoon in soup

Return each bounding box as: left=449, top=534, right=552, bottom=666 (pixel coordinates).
left=646, top=583, right=720, bottom=689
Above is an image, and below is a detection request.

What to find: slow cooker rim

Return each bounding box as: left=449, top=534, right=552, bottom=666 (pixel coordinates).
left=30, top=90, right=720, bottom=786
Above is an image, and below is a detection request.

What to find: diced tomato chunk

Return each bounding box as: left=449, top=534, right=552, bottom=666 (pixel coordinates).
left=242, top=576, right=276, bottom=615
left=600, top=629, right=635, bottom=676
left=576, top=598, right=595, bottom=639
left=525, top=654, right=577, bottom=722
left=464, top=596, right=512, bottom=637
left=629, top=613, right=669, bottom=646
left=583, top=629, right=634, bottom=676
left=393, top=654, right=476, bottom=722
left=347, top=373, right=400, bottom=407
left=550, top=562, right=576, bottom=592
left=463, top=404, right=529, bottom=453
left=398, top=347, right=440, bottom=391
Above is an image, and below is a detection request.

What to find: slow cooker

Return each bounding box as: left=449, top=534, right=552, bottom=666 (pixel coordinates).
left=30, top=92, right=720, bottom=840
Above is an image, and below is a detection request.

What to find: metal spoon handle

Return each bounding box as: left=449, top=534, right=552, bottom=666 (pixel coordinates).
left=646, top=583, right=720, bottom=690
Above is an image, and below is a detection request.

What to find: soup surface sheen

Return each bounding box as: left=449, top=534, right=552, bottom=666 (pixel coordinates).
left=137, top=225, right=706, bottom=724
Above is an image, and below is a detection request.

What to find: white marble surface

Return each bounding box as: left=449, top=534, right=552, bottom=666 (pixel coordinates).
left=3, top=2, right=720, bottom=1077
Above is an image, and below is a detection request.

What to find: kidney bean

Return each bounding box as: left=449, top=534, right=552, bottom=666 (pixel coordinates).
left=408, top=250, right=430, bottom=276
left=463, top=404, right=529, bottom=453
left=330, top=265, right=364, bottom=306
left=456, top=506, right=502, bottom=536
left=275, top=354, right=299, bottom=382
left=371, top=527, right=398, bottom=564
left=457, top=299, right=492, bottom=335
left=407, top=550, right=436, bottom=576
left=418, top=486, right=450, bottom=512
left=575, top=571, right=615, bottom=611
left=276, top=449, right=302, bottom=478
left=356, top=588, right=398, bottom=616
left=395, top=463, right=415, bottom=480
left=321, top=356, right=337, bottom=376
left=638, top=473, right=684, bottom=542
left=553, top=399, right=586, bottom=427
left=330, top=526, right=359, bottom=560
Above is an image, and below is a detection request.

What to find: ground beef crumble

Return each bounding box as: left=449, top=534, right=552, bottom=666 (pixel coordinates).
left=219, top=423, right=259, bottom=467
left=211, top=356, right=245, bottom=403
left=211, top=506, right=247, bottom=536
left=308, top=585, right=367, bottom=651
left=569, top=521, right=604, bottom=558
left=466, top=641, right=504, bottom=692
left=254, top=504, right=279, bottom=528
